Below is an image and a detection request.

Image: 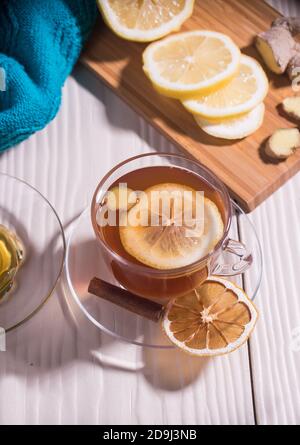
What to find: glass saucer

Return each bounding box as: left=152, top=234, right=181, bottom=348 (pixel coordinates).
left=65, top=201, right=262, bottom=348
left=0, top=173, right=66, bottom=332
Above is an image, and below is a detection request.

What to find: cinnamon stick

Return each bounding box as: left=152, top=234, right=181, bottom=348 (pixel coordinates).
left=88, top=277, right=164, bottom=323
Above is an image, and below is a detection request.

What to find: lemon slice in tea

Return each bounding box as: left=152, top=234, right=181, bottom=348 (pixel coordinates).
left=163, top=277, right=258, bottom=356
left=119, top=183, right=224, bottom=270
left=105, top=186, right=137, bottom=211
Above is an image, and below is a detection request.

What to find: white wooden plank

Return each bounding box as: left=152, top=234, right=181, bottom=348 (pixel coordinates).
left=0, top=67, right=254, bottom=425
left=267, top=0, right=299, bottom=16
left=240, top=175, right=300, bottom=424
left=238, top=0, right=300, bottom=425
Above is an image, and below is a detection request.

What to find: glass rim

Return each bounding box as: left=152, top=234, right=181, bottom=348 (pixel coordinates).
left=0, top=172, right=66, bottom=333
left=91, top=152, right=232, bottom=277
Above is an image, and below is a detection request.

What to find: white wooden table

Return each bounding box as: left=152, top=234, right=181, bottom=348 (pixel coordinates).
left=0, top=0, right=300, bottom=425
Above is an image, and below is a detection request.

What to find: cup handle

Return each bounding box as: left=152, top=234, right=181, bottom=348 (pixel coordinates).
left=210, top=238, right=253, bottom=276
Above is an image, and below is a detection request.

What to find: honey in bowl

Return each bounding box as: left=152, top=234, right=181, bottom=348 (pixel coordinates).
left=93, top=166, right=228, bottom=303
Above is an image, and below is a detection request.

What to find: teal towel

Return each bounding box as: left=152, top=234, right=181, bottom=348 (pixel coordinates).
left=0, top=0, right=97, bottom=152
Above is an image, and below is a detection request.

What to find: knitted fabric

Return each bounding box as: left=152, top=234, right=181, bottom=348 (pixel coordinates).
left=0, top=0, right=97, bottom=152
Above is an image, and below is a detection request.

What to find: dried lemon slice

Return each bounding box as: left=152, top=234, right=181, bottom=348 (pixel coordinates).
left=119, top=183, right=224, bottom=270
left=163, top=277, right=258, bottom=356
left=143, top=30, right=241, bottom=99
left=98, top=0, right=195, bottom=42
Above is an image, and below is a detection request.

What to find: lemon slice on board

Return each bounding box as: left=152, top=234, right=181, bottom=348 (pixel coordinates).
left=195, top=103, right=265, bottom=140
left=143, top=30, right=241, bottom=99
left=163, top=277, right=258, bottom=356
left=119, top=183, right=224, bottom=270
left=98, top=0, right=195, bottom=42
left=183, top=55, right=268, bottom=118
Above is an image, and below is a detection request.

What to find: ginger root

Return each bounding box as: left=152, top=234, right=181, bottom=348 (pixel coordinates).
left=265, top=128, right=300, bottom=159
left=256, top=17, right=300, bottom=79
left=282, top=96, right=300, bottom=120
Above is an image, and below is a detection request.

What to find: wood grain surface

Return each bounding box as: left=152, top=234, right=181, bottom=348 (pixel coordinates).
left=81, top=0, right=300, bottom=212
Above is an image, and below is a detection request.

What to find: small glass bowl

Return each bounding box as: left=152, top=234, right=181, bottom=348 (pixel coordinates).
left=0, top=173, right=66, bottom=332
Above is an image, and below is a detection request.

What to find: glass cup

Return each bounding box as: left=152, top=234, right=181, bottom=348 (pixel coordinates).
left=91, top=153, right=252, bottom=303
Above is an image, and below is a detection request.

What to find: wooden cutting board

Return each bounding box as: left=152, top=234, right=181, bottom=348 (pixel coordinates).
left=81, top=0, right=300, bottom=212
